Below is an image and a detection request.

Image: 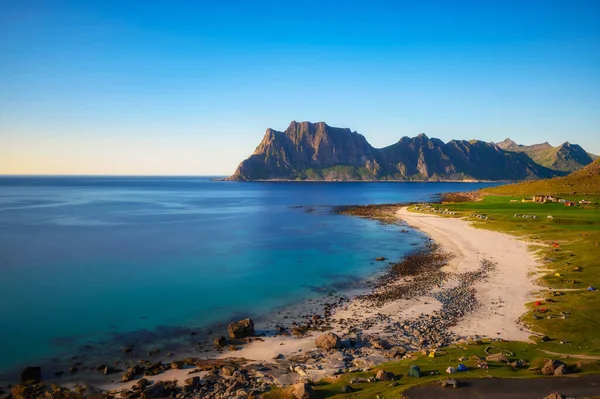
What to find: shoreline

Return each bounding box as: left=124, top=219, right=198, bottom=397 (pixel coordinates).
left=3, top=204, right=542, bottom=398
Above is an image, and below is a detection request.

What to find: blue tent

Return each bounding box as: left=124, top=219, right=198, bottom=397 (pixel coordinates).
left=408, top=365, right=421, bottom=377
left=457, top=364, right=468, bottom=372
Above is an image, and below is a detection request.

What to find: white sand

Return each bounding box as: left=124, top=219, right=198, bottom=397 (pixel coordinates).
left=396, top=206, right=539, bottom=341
left=221, top=206, right=540, bottom=365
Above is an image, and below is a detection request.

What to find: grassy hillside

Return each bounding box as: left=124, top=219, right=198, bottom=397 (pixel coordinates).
left=483, top=159, right=600, bottom=196
left=433, top=195, right=600, bottom=353
left=497, top=139, right=594, bottom=172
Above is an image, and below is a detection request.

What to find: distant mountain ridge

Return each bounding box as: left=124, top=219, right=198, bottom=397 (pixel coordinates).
left=228, top=121, right=590, bottom=181
left=496, top=138, right=595, bottom=172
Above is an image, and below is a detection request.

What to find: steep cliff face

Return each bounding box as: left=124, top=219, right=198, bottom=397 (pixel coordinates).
left=230, top=121, right=382, bottom=180
left=228, top=122, right=575, bottom=181
left=496, top=138, right=594, bottom=172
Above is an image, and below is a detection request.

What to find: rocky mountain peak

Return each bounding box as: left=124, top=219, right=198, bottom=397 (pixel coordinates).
left=226, top=122, right=596, bottom=181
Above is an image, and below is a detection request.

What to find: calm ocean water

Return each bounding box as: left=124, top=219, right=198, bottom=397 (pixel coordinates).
left=0, top=177, right=500, bottom=373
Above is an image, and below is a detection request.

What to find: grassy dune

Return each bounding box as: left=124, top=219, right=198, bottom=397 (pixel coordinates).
left=483, top=159, right=600, bottom=196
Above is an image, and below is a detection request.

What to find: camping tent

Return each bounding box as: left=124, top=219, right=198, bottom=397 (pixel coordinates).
left=457, top=364, right=468, bottom=372
left=446, top=366, right=456, bottom=374
left=408, top=365, right=421, bottom=377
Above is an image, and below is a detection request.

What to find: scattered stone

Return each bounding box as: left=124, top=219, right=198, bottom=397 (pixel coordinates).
left=554, top=364, right=568, bottom=376
left=122, top=365, right=144, bottom=382
left=143, top=382, right=165, bottom=398
left=214, top=336, right=227, bottom=348
left=376, top=369, right=395, bottom=381
left=315, top=332, right=341, bottom=350
left=228, top=318, right=255, bottom=338
left=441, top=379, right=460, bottom=388
left=509, top=359, right=527, bottom=369
left=171, top=361, right=184, bottom=369
left=541, top=360, right=565, bottom=376
left=292, top=382, right=314, bottom=399
left=370, top=338, right=391, bottom=350
left=486, top=353, right=509, bottom=363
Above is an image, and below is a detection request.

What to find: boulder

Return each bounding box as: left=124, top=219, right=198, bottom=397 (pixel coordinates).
left=134, top=378, right=150, bottom=390
left=171, top=361, right=184, bottom=369
left=292, top=382, right=314, bottom=399
left=370, top=338, right=391, bottom=350
left=441, top=379, right=459, bottom=388
left=509, top=359, right=527, bottom=369
left=553, top=364, right=568, bottom=376
left=184, top=377, right=200, bottom=387
left=341, top=385, right=353, bottom=393
left=20, top=367, right=42, bottom=384
left=228, top=318, right=255, bottom=338
left=315, top=332, right=341, bottom=350
left=143, top=383, right=165, bottom=399
left=376, top=369, right=395, bottom=381
left=221, top=365, right=236, bottom=376
left=214, top=336, right=227, bottom=347
left=486, top=353, right=509, bottom=363
left=542, top=360, right=565, bottom=376
left=144, top=362, right=165, bottom=376
left=122, top=365, right=144, bottom=382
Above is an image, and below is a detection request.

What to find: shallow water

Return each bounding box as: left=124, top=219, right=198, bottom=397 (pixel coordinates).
left=0, top=177, right=501, bottom=373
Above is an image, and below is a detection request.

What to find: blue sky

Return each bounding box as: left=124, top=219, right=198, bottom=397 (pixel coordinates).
left=1, top=0, right=599, bottom=175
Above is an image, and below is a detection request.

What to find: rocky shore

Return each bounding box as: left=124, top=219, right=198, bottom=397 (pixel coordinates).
left=2, top=204, right=538, bottom=399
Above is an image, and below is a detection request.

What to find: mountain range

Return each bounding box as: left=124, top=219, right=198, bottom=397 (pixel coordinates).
left=496, top=138, right=596, bottom=173
left=228, top=121, right=596, bottom=181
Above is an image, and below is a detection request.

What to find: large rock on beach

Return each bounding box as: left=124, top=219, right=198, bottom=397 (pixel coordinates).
left=214, top=336, right=227, bottom=347
left=315, top=332, right=341, bottom=350
left=20, top=367, right=42, bottom=384
left=143, top=383, right=166, bottom=398
left=228, top=318, right=255, bottom=338
left=292, top=382, right=314, bottom=399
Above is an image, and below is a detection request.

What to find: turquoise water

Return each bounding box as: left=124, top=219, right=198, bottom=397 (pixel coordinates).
left=0, top=177, right=501, bottom=373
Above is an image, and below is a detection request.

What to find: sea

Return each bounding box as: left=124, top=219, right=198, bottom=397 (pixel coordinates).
left=0, top=176, right=501, bottom=375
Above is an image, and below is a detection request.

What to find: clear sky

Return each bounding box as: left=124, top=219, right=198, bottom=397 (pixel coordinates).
left=1, top=0, right=599, bottom=175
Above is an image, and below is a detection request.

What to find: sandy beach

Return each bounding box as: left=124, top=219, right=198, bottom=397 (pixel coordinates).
left=56, top=205, right=543, bottom=396
left=395, top=207, right=539, bottom=341
left=202, top=205, right=541, bottom=368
